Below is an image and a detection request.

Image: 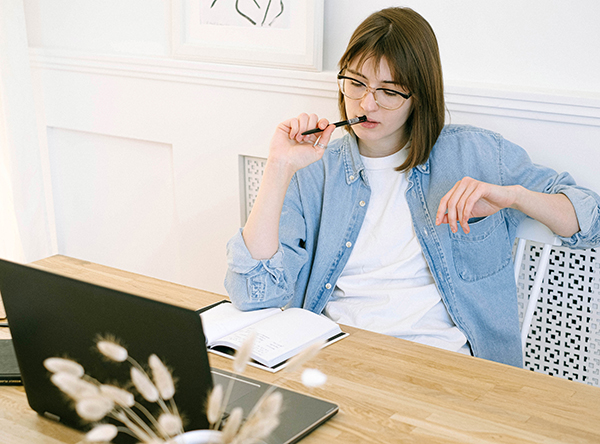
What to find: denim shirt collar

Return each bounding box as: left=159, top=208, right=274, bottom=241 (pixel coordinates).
left=417, top=159, right=430, bottom=174
left=339, top=135, right=367, bottom=186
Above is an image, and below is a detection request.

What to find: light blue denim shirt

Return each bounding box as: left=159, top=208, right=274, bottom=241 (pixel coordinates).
left=225, top=125, right=600, bottom=367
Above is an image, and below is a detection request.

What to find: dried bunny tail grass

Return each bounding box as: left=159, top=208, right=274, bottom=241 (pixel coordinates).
left=99, top=384, right=135, bottom=407
left=96, top=340, right=128, bottom=362
left=84, top=423, right=119, bottom=442
left=284, top=339, right=325, bottom=373
left=257, top=390, right=283, bottom=419
left=130, top=366, right=159, bottom=402
left=75, top=396, right=114, bottom=422
left=158, top=412, right=183, bottom=436
left=51, top=372, right=99, bottom=400
left=221, top=406, right=243, bottom=444
left=301, top=368, right=327, bottom=388
left=43, top=357, right=84, bottom=377
left=233, top=391, right=282, bottom=444
left=233, top=330, right=256, bottom=374
left=206, top=384, right=223, bottom=426
left=149, top=354, right=175, bottom=400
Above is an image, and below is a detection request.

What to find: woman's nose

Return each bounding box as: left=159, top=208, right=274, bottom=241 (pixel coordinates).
left=360, top=89, right=379, bottom=112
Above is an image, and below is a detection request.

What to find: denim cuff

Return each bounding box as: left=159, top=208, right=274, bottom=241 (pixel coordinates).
left=226, top=229, right=284, bottom=275
left=556, top=187, right=600, bottom=244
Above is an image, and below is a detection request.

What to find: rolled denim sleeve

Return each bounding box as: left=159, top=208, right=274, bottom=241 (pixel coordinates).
left=224, top=230, right=289, bottom=310
left=500, top=136, right=600, bottom=249
left=554, top=185, right=600, bottom=248
left=224, top=175, right=310, bottom=311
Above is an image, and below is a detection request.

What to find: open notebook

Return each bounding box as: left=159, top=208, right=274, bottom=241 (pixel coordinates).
left=0, top=258, right=338, bottom=444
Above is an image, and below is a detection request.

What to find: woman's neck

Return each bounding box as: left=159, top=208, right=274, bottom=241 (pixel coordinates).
left=357, top=134, right=409, bottom=158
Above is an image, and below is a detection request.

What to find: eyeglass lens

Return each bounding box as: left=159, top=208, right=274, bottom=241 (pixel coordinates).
left=339, top=77, right=406, bottom=110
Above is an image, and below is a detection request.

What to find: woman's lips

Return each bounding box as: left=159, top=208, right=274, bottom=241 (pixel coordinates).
left=360, top=119, right=379, bottom=129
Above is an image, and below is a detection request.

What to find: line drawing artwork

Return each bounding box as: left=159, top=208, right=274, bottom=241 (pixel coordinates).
left=204, top=0, right=288, bottom=28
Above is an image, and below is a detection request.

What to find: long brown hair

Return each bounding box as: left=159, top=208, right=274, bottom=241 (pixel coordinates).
left=338, top=7, right=445, bottom=171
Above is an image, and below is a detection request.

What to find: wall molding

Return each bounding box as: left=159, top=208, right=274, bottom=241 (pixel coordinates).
left=29, top=48, right=600, bottom=127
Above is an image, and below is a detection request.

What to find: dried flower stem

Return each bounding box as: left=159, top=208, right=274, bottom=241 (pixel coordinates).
left=169, top=398, right=181, bottom=427
left=113, top=411, right=155, bottom=443
left=128, top=356, right=175, bottom=418
left=214, top=377, right=235, bottom=431
left=121, top=403, right=162, bottom=439
left=114, top=426, right=143, bottom=440
left=113, top=351, right=182, bottom=440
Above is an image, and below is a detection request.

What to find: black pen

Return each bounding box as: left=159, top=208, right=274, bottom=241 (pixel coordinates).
left=301, top=115, right=367, bottom=135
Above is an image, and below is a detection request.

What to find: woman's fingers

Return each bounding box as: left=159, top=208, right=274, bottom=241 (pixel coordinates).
left=437, top=178, right=513, bottom=234
left=291, top=113, right=318, bottom=143
left=314, top=122, right=335, bottom=148
left=437, top=177, right=480, bottom=234
left=460, top=181, right=487, bottom=233
left=287, top=118, right=300, bottom=140
left=437, top=181, right=462, bottom=232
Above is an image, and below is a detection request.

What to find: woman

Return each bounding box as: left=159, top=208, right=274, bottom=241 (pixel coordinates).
left=225, top=7, right=600, bottom=367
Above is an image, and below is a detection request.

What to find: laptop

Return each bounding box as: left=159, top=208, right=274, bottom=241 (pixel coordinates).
left=0, top=258, right=338, bottom=443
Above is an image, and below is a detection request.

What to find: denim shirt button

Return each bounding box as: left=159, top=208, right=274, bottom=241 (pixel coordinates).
left=359, top=200, right=366, bottom=207
left=346, top=241, right=352, bottom=248
left=349, top=175, right=355, bottom=181
left=325, top=283, right=332, bottom=289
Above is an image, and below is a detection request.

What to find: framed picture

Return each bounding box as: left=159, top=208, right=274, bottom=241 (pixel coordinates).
left=171, top=0, right=324, bottom=71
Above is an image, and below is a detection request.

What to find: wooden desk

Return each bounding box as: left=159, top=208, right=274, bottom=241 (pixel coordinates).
left=2, top=255, right=600, bottom=443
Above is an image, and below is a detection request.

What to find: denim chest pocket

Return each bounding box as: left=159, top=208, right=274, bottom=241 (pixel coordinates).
left=450, top=212, right=512, bottom=282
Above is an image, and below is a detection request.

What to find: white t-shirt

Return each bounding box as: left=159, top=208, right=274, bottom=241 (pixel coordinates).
left=324, top=148, right=470, bottom=354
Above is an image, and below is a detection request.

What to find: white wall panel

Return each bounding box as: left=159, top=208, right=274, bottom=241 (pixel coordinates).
left=23, top=0, right=169, bottom=56
left=47, top=128, right=182, bottom=283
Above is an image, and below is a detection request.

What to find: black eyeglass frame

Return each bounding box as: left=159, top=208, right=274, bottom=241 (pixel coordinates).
left=337, top=71, right=412, bottom=110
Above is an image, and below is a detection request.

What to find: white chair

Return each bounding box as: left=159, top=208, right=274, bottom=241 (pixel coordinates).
left=514, top=217, right=561, bottom=351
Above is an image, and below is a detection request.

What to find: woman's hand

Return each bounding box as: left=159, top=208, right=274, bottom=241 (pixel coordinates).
left=435, top=177, right=517, bottom=234
left=268, top=113, right=336, bottom=175
left=436, top=176, right=580, bottom=237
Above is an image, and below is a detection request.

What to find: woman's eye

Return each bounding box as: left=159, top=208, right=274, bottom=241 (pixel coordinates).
left=381, top=89, right=400, bottom=97
left=350, top=80, right=364, bottom=87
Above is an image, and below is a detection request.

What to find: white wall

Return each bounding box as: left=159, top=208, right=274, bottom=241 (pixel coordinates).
left=7, top=1, right=599, bottom=296
left=324, top=1, right=600, bottom=94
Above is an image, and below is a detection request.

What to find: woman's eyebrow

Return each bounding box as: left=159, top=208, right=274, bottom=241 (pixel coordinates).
left=346, top=68, right=400, bottom=87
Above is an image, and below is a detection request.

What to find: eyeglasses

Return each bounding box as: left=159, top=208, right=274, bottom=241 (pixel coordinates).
left=337, top=71, right=412, bottom=110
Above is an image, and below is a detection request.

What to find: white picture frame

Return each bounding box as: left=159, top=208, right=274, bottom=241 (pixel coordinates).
left=171, top=0, right=324, bottom=71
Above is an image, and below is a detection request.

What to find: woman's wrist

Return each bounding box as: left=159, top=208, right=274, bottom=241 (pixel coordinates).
left=264, top=155, right=297, bottom=185
left=508, top=185, right=526, bottom=212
